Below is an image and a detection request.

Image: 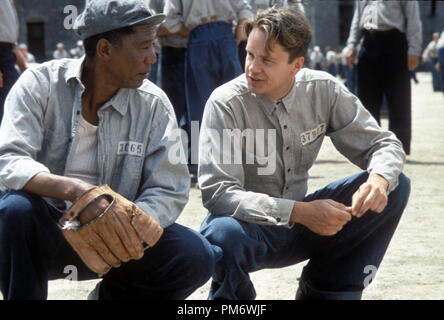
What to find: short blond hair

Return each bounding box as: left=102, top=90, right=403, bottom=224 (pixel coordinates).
left=244, top=7, right=312, bottom=63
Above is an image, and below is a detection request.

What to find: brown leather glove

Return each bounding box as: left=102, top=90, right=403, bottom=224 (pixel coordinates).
left=59, top=185, right=163, bottom=276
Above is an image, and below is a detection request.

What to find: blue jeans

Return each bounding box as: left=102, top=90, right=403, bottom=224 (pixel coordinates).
left=0, top=191, right=221, bottom=300
left=200, top=172, right=410, bottom=300
left=0, top=45, right=20, bottom=124
left=185, top=22, right=242, bottom=128
left=327, top=64, right=337, bottom=77
left=438, top=47, right=444, bottom=95
left=344, top=65, right=358, bottom=95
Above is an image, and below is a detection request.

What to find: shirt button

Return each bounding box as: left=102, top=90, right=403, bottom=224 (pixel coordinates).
left=287, top=168, right=291, bottom=172
left=283, top=125, right=288, bottom=129
left=286, top=146, right=290, bottom=151
left=76, top=110, right=81, bottom=115
left=276, top=217, right=281, bottom=223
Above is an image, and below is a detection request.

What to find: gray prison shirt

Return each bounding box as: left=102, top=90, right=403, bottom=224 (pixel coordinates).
left=163, top=0, right=254, bottom=33
left=198, top=69, right=406, bottom=227
left=346, top=0, right=422, bottom=57
left=0, top=57, right=189, bottom=228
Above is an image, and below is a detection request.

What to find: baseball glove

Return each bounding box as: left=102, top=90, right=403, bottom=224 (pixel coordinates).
left=59, top=185, right=163, bottom=276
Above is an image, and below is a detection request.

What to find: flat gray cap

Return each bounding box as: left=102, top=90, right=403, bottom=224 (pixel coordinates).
left=74, top=0, right=165, bottom=40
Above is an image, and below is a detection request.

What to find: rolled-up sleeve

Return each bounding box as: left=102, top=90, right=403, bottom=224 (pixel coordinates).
left=0, top=68, right=51, bottom=191
left=346, top=1, right=362, bottom=52
left=327, top=81, right=406, bottom=193
left=163, top=0, right=184, bottom=33
left=404, top=1, right=422, bottom=57
left=199, top=95, right=295, bottom=227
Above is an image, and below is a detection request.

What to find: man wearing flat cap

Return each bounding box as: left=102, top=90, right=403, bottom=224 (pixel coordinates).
left=0, top=0, right=221, bottom=300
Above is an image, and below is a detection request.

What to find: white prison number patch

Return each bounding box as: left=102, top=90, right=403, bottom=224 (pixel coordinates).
left=300, top=123, right=326, bottom=146
left=117, top=141, right=143, bottom=156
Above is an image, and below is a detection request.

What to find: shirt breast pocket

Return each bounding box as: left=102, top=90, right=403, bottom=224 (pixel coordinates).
left=299, top=135, right=324, bottom=172
left=112, top=154, right=144, bottom=199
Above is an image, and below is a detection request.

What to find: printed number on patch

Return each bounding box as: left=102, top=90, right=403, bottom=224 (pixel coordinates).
left=117, top=141, right=143, bottom=156
left=300, top=123, right=326, bottom=146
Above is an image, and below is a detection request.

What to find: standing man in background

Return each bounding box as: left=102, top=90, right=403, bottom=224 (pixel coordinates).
left=436, top=31, right=444, bottom=96
left=346, top=0, right=422, bottom=155
left=52, top=42, right=70, bottom=60
left=163, top=0, right=254, bottom=176
left=422, top=32, right=441, bottom=93
left=422, top=32, right=442, bottom=92
left=0, top=0, right=20, bottom=124
left=150, top=0, right=190, bottom=169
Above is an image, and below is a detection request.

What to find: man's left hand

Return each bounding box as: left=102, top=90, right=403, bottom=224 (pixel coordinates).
left=351, top=174, right=389, bottom=218
left=408, top=55, right=419, bottom=71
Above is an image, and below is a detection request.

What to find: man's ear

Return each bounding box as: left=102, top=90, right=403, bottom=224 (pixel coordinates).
left=290, top=56, right=304, bottom=76
left=96, top=39, right=114, bottom=60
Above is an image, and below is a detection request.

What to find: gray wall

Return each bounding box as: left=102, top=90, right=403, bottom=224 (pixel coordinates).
left=15, top=0, right=444, bottom=62
left=17, top=0, right=85, bottom=62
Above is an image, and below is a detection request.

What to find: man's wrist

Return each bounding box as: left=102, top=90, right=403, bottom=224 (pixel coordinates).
left=368, top=173, right=389, bottom=191
left=290, top=201, right=307, bottom=224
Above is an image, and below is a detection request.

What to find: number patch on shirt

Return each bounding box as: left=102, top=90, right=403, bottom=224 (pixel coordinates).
left=117, top=141, right=143, bottom=156
left=300, top=123, right=326, bottom=146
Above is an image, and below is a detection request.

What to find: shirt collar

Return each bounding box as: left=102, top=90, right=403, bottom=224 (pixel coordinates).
left=256, top=77, right=297, bottom=116
left=280, top=77, right=298, bottom=113
left=64, top=56, right=130, bottom=116
left=64, top=56, right=85, bottom=84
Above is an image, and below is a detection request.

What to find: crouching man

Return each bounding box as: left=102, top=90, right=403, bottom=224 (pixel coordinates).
left=198, top=7, right=410, bottom=300
left=0, top=0, right=220, bottom=300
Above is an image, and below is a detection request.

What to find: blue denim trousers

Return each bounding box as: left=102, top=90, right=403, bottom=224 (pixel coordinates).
left=426, top=58, right=442, bottom=92
left=344, top=65, right=358, bottom=95
left=0, top=191, right=221, bottom=300
left=200, top=172, right=410, bottom=300
left=438, top=48, right=444, bottom=95
left=185, top=22, right=242, bottom=128
left=0, top=46, right=20, bottom=124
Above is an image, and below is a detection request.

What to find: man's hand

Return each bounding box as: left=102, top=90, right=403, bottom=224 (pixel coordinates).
left=351, top=173, right=388, bottom=218
left=435, top=62, right=440, bottom=72
left=407, top=55, right=419, bottom=71
left=157, top=23, right=188, bottom=38
left=291, top=199, right=352, bottom=236
left=235, top=19, right=248, bottom=44
left=346, top=49, right=357, bottom=68
left=0, top=70, right=3, bottom=88
left=24, top=171, right=96, bottom=203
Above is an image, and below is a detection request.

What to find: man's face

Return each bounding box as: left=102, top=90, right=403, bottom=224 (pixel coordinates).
left=106, top=24, right=157, bottom=88
left=245, top=28, right=303, bottom=100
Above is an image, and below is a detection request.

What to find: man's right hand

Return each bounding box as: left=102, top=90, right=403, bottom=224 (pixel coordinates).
left=0, top=70, right=3, bottom=88
left=291, top=199, right=352, bottom=236
left=346, top=49, right=357, bottom=68
left=24, top=171, right=95, bottom=203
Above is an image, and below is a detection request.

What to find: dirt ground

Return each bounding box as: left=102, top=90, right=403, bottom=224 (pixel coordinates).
left=2, top=72, right=443, bottom=300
